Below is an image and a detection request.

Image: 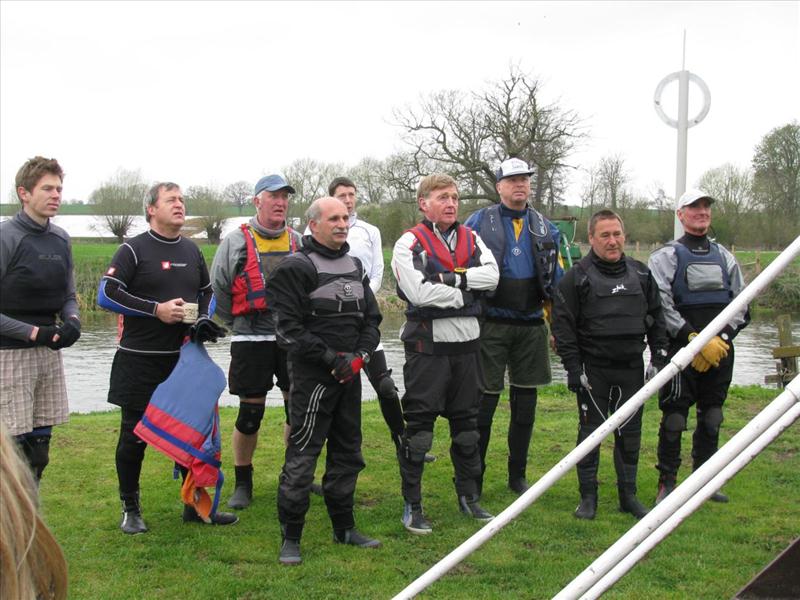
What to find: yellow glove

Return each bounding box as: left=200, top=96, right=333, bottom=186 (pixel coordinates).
left=691, top=353, right=712, bottom=373
left=542, top=300, right=552, bottom=324
left=699, top=336, right=730, bottom=367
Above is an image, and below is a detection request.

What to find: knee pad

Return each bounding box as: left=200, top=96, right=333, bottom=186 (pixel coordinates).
left=699, top=406, right=724, bottom=435
left=376, top=372, right=398, bottom=399
left=452, top=430, right=480, bottom=455
left=236, top=403, right=266, bottom=435
left=618, top=430, right=642, bottom=455
left=477, top=393, right=500, bottom=428
left=404, top=430, right=433, bottom=463
left=662, top=413, right=687, bottom=442
left=509, top=387, right=537, bottom=426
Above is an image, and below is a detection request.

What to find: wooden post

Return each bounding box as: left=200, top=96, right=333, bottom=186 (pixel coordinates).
left=766, top=314, right=799, bottom=387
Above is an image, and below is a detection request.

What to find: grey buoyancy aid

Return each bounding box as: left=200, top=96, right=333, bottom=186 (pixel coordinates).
left=477, top=204, right=558, bottom=309
left=669, top=241, right=733, bottom=309
left=400, top=223, right=482, bottom=321
left=575, top=255, right=649, bottom=338
left=305, top=252, right=365, bottom=317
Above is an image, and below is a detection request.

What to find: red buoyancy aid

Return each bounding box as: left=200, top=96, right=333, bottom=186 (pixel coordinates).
left=409, top=223, right=475, bottom=272
left=231, top=224, right=297, bottom=316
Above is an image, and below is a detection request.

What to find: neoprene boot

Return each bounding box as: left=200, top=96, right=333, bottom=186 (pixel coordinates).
left=279, top=539, right=302, bottom=565
left=458, top=494, right=494, bottom=521
left=119, top=491, right=148, bottom=535
left=655, top=473, right=676, bottom=505
left=574, top=494, right=597, bottom=520
left=182, top=504, right=239, bottom=525
left=333, top=528, right=381, bottom=548
left=227, top=464, right=253, bottom=509
left=619, top=489, right=649, bottom=519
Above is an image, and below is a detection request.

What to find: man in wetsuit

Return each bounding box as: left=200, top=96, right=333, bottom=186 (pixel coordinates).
left=649, top=189, right=749, bottom=505
left=552, top=209, right=667, bottom=520
left=98, top=181, right=236, bottom=534
left=0, top=156, right=81, bottom=483
left=269, top=196, right=382, bottom=565
left=211, top=174, right=302, bottom=510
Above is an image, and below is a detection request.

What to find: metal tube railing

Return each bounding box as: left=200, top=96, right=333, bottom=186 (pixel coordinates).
left=392, top=235, right=800, bottom=600
left=583, top=395, right=800, bottom=599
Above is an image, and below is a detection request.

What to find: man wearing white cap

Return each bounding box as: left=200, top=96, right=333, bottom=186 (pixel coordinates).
left=464, top=158, right=563, bottom=496
left=648, top=189, right=749, bottom=505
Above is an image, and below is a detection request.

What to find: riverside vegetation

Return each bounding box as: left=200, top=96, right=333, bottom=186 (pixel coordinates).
left=43, top=385, right=798, bottom=599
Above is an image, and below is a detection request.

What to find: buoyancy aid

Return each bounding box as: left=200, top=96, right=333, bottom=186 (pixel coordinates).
left=476, top=204, right=558, bottom=307
left=574, top=255, right=649, bottom=338
left=401, top=223, right=482, bottom=321
left=669, top=240, right=733, bottom=310
left=134, top=340, right=227, bottom=521
left=304, top=251, right=366, bottom=317
left=231, top=224, right=297, bottom=316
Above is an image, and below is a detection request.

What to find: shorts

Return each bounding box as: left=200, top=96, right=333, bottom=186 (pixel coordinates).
left=480, top=320, right=552, bottom=393
left=107, top=350, right=180, bottom=411
left=0, top=346, right=69, bottom=436
left=228, top=341, right=289, bottom=398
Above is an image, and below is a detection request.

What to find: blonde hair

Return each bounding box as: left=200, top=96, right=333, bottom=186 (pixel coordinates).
left=417, top=173, right=458, bottom=201
left=0, top=423, right=68, bottom=600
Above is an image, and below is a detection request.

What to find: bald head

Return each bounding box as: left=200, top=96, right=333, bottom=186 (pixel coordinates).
left=307, top=196, right=349, bottom=250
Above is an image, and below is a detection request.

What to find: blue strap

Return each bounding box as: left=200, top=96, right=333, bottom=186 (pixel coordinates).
left=140, top=414, right=221, bottom=469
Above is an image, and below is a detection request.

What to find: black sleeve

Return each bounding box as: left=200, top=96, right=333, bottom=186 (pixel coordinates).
left=267, top=255, right=333, bottom=365
left=645, top=271, right=669, bottom=364
left=551, top=268, right=583, bottom=375
left=100, top=243, right=158, bottom=316
left=197, top=248, right=213, bottom=317
left=355, top=272, right=382, bottom=354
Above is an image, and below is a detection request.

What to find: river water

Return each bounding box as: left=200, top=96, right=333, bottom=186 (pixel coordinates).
left=62, top=312, right=790, bottom=414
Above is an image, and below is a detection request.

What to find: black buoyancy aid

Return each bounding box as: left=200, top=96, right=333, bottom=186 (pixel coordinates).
left=401, top=223, right=481, bottom=321
left=231, top=224, right=297, bottom=316
left=478, top=204, right=557, bottom=307
left=305, top=251, right=365, bottom=317
left=1, top=231, right=70, bottom=325
left=575, top=255, right=648, bottom=338
left=669, top=241, right=733, bottom=309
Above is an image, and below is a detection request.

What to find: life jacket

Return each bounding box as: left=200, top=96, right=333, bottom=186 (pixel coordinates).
left=231, top=224, right=297, bottom=316
left=669, top=241, right=733, bottom=310
left=400, top=223, right=482, bottom=321
left=304, top=251, right=366, bottom=317
left=134, top=340, right=227, bottom=521
left=574, top=255, right=649, bottom=338
left=476, top=204, right=558, bottom=308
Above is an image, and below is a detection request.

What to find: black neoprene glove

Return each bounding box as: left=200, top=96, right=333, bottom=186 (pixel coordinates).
left=35, top=325, right=60, bottom=349
left=189, top=317, right=227, bottom=344
left=331, top=352, right=365, bottom=384
left=53, top=317, right=81, bottom=349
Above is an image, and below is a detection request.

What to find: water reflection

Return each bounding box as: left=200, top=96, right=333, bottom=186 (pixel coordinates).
left=62, top=312, right=792, bottom=414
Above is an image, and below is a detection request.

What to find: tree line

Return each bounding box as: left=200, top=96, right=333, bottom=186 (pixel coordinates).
left=83, top=67, right=797, bottom=248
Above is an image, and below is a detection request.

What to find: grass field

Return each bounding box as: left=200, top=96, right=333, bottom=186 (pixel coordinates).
left=42, top=384, right=799, bottom=599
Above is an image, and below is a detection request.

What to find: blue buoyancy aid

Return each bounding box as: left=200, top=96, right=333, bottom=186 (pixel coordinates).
left=669, top=241, right=733, bottom=310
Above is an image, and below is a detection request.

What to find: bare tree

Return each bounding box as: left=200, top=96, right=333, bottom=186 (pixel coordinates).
left=752, top=121, right=800, bottom=221
left=348, top=157, right=388, bottom=205
left=393, top=66, right=585, bottom=208
left=185, top=185, right=227, bottom=243
left=697, top=164, right=753, bottom=245
left=596, top=154, right=630, bottom=210
left=90, top=169, right=147, bottom=243
left=223, top=181, right=253, bottom=215
left=283, top=158, right=344, bottom=223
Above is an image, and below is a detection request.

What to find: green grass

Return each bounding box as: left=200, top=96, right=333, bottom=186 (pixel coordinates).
left=43, top=385, right=799, bottom=599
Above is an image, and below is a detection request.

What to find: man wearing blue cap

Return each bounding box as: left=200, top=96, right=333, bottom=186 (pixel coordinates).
left=464, top=158, right=563, bottom=496
left=211, top=174, right=302, bottom=510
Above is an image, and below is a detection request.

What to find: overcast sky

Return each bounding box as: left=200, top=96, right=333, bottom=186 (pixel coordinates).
left=1, top=1, right=798, bottom=206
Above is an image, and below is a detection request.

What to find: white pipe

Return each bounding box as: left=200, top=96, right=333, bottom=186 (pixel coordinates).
left=674, top=69, right=689, bottom=239
left=555, top=375, right=800, bottom=600
left=584, top=398, right=800, bottom=599
left=393, top=235, right=800, bottom=600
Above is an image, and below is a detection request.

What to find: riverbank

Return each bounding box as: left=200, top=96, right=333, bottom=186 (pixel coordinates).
left=42, top=385, right=798, bottom=599
left=69, top=242, right=800, bottom=313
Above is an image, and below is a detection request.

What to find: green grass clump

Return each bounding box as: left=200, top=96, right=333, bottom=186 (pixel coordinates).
left=42, top=384, right=799, bottom=599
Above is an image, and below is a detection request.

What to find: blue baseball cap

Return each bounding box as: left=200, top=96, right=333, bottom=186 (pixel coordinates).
left=254, top=174, right=296, bottom=196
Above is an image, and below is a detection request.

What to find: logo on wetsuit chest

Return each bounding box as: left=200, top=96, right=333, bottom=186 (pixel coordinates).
left=343, top=283, right=354, bottom=297
left=161, top=261, right=188, bottom=270
left=38, top=254, right=63, bottom=262
left=611, top=284, right=627, bottom=294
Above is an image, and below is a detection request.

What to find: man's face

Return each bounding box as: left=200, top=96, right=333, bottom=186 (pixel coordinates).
left=18, top=173, right=62, bottom=222
left=256, top=188, right=290, bottom=229
left=148, top=186, right=185, bottom=230
left=420, top=185, right=459, bottom=230
left=310, top=198, right=349, bottom=249
left=333, top=185, right=357, bottom=216
left=677, top=198, right=712, bottom=236
left=496, top=175, right=531, bottom=210
left=589, top=217, right=625, bottom=262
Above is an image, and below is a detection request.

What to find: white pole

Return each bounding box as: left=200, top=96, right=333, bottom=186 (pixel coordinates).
left=674, top=68, right=689, bottom=240
left=555, top=374, right=800, bottom=600
left=583, top=396, right=800, bottom=599
left=393, top=235, right=800, bottom=600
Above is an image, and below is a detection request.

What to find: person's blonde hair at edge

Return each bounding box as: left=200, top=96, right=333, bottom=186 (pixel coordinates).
left=0, top=422, right=68, bottom=600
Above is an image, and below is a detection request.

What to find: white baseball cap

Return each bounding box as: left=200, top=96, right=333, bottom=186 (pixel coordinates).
left=677, top=188, right=715, bottom=209
left=496, top=158, right=534, bottom=181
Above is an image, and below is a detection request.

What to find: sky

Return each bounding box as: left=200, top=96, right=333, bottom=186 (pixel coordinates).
left=1, top=1, right=798, bottom=206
